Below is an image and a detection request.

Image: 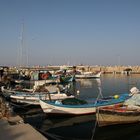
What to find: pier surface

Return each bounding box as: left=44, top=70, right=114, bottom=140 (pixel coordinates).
left=0, top=117, right=47, bottom=140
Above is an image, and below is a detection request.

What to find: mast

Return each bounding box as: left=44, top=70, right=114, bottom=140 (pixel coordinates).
left=20, top=21, right=24, bottom=67
left=17, top=21, right=28, bottom=68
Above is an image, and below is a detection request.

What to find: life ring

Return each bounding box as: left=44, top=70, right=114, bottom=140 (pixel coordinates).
left=41, top=73, right=49, bottom=80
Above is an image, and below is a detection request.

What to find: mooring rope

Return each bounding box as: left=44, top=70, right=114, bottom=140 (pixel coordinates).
left=90, top=107, right=99, bottom=140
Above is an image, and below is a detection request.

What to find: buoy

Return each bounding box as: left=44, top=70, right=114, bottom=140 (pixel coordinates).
left=114, top=95, right=119, bottom=99
left=41, top=73, right=49, bottom=79
left=77, top=90, right=80, bottom=95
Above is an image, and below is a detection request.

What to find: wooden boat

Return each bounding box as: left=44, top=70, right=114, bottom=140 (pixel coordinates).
left=15, top=77, right=58, bottom=86
left=16, top=75, right=74, bottom=88
left=54, top=69, right=75, bottom=82
left=1, top=81, right=71, bottom=97
left=10, top=92, right=74, bottom=105
left=59, top=75, right=75, bottom=83
left=33, top=83, right=70, bottom=94
left=75, top=71, right=101, bottom=79
left=96, top=104, right=140, bottom=127
left=1, top=85, right=74, bottom=105
left=1, top=86, right=17, bottom=98
left=96, top=89, right=140, bottom=127
left=39, top=93, right=129, bottom=116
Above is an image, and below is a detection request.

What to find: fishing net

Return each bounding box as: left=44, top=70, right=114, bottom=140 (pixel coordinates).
left=62, top=98, right=87, bottom=105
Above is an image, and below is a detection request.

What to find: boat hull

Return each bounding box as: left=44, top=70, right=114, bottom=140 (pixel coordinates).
left=75, top=72, right=101, bottom=79
left=10, top=92, right=74, bottom=105
left=40, top=99, right=96, bottom=115
left=96, top=105, right=140, bottom=127
left=39, top=93, right=129, bottom=116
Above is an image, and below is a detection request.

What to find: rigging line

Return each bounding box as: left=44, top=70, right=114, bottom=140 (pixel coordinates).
left=98, top=86, right=103, bottom=98
left=94, top=86, right=103, bottom=106
left=90, top=107, right=99, bottom=140
left=91, top=81, right=102, bottom=140
left=90, top=92, right=101, bottom=140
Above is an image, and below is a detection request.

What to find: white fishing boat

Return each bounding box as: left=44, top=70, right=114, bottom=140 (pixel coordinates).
left=75, top=71, right=101, bottom=79
left=15, top=77, right=59, bottom=86
left=39, top=93, right=129, bottom=116
left=10, top=91, right=74, bottom=105
left=1, top=85, right=74, bottom=105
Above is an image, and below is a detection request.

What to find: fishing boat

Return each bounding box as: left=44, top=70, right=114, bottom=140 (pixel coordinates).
left=96, top=87, right=140, bottom=127
left=1, top=86, right=17, bottom=98
left=15, top=76, right=58, bottom=86
left=39, top=93, right=129, bottom=116
left=96, top=104, right=140, bottom=127
left=15, top=70, right=74, bottom=87
left=1, top=81, right=71, bottom=96
left=59, top=75, right=75, bottom=83
left=10, top=91, right=74, bottom=105
left=1, top=85, right=74, bottom=105
left=75, top=71, right=101, bottom=79
left=55, top=69, right=75, bottom=82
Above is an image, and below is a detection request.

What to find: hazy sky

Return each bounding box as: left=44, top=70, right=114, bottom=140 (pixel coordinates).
left=0, top=0, right=140, bottom=66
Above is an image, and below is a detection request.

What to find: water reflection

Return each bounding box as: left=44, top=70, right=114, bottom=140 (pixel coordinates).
left=21, top=108, right=96, bottom=140
left=101, top=74, right=140, bottom=96
left=41, top=114, right=96, bottom=131
left=23, top=109, right=140, bottom=140
left=94, top=123, right=140, bottom=140
left=76, top=79, right=101, bottom=88
left=19, top=105, right=140, bottom=140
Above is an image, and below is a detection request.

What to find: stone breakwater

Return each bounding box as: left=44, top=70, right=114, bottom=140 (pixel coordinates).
left=39, top=65, right=140, bottom=73
left=76, top=66, right=140, bottom=74
left=7, top=65, right=140, bottom=74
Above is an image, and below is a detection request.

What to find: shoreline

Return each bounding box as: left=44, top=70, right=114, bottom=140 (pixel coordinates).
left=0, top=97, right=48, bottom=140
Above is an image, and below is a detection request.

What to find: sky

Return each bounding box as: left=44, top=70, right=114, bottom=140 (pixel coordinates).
left=0, top=0, right=140, bottom=66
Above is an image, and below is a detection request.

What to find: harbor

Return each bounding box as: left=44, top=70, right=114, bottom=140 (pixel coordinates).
left=1, top=1, right=140, bottom=140
left=1, top=65, right=140, bottom=77
left=1, top=68, right=140, bottom=140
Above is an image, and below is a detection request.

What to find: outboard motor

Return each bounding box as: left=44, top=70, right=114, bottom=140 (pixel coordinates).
left=130, top=87, right=140, bottom=96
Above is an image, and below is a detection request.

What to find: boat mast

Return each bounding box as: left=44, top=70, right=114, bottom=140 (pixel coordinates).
left=20, top=21, right=24, bottom=67
left=18, top=21, right=28, bottom=68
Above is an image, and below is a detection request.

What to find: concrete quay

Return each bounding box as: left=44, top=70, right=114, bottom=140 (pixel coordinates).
left=0, top=116, right=47, bottom=140
left=0, top=98, right=47, bottom=140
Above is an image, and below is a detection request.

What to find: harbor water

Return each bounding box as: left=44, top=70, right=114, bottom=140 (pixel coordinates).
left=9, top=74, right=140, bottom=140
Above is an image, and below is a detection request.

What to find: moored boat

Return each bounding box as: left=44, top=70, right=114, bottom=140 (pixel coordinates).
left=75, top=71, right=101, bottom=79
left=10, top=91, right=74, bottom=105
left=1, top=85, right=74, bottom=105
left=96, top=104, right=140, bottom=127
left=39, top=93, right=129, bottom=116
left=96, top=88, right=140, bottom=127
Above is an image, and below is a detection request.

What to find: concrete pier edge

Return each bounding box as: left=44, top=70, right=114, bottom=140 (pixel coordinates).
left=0, top=116, right=48, bottom=140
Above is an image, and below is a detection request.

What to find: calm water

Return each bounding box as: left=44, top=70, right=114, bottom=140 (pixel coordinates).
left=15, top=74, right=140, bottom=140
